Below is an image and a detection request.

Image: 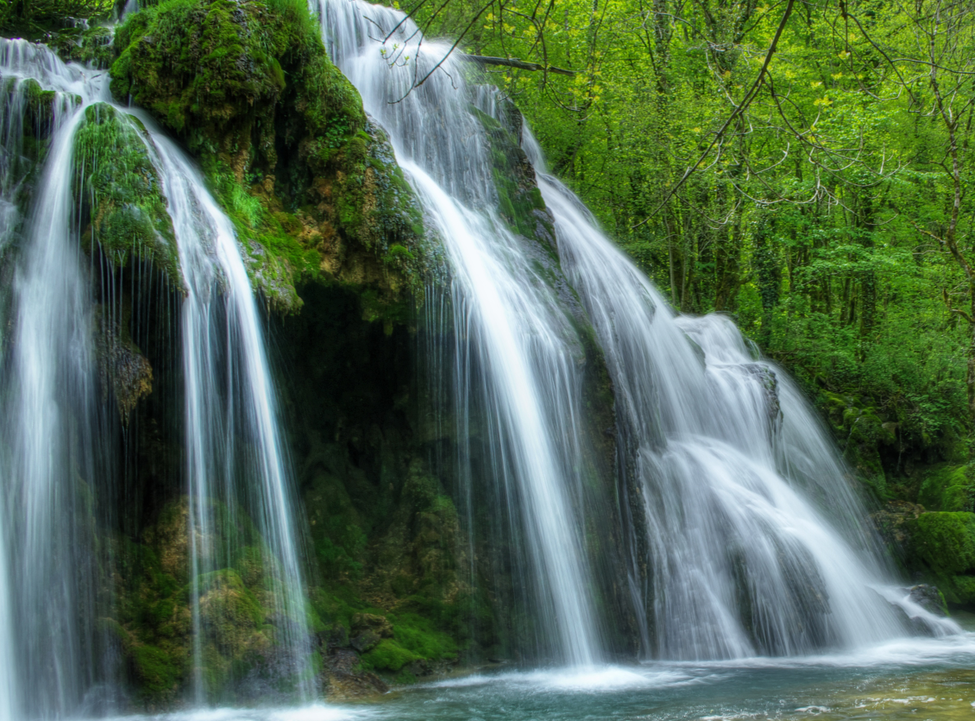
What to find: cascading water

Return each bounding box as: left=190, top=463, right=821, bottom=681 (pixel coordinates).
left=521, top=131, right=959, bottom=657
left=0, top=39, right=114, bottom=718
left=0, top=38, right=313, bottom=714
left=315, top=0, right=603, bottom=665
left=144, top=130, right=314, bottom=701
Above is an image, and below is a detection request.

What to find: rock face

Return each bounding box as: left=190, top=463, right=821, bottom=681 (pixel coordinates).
left=874, top=500, right=975, bottom=610
left=904, top=511, right=975, bottom=606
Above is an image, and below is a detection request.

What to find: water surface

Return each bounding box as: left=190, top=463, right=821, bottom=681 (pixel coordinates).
left=86, top=632, right=975, bottom=721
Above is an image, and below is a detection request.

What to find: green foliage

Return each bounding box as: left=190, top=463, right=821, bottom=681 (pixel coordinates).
left=908, top=512, right=975, bottom=576
left=360, top=639, right=419, bottom=672
left=919, top=465, right=975, bottom=513
left=404, top=0, right=975, bottom=500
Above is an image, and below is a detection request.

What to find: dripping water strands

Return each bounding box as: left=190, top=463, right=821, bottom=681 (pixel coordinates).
left=520, top=127, right=961, bottom=658
left=0, top=38, right=315, bottom=712
left=315, top=0, right=603, bottom=666
left=145, top=130, right=316, bottom=703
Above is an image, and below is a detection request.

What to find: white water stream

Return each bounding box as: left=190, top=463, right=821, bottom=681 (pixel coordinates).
left=146, top=133, right=314, bottom=701
left=524, top=133, right=958, bottom=657
left=315, top=0, right=602, bottom=665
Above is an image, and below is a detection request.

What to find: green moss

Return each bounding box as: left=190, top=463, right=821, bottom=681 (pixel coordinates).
left=950, top=575, right=975, bottom=605
left=21, top=78, right=60, bottom=130
left=104, top=497, right=314, bottom=701
left=50, top=25, right=117, bottom=68
left=907, top=512, right=975, bottom=576
left=112, top=0, right=427, bottom=316
left=470, top=104, right=553, bottom=246
left=73, top=103, right=180, bottom=284
left=110, top=0, right=284, bottom=157
left=919, top=464, right=975, bottom=512
left=203, top=158, right=308, bottom=311
left=390, top=612, right=458, bottom=660
left=360, top=639, right=419, bottom=672
left=132, top=644, right=180, bottom=699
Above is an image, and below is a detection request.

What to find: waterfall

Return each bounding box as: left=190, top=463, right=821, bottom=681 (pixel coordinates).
left=315, top=0, right=603, bottom=665
left=0, top=2, right=962, bottom=712
left=0, top=38, right=313, bottom=713
left=521, top=131, right=958, bottom=657
left=145, top=131, right=314, bottom=701
left=0, top=39, right=112, bottom=718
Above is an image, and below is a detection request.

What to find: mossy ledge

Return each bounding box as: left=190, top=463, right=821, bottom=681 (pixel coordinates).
left=110, top=0, right=426, bottom=314
left=901, top=511, right=975, bottom=608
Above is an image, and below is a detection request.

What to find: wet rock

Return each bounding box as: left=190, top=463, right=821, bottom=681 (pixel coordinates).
left=871, top=500, right=925, bottom=556
left=350, top=629, right=381, bottom=653
left=909, top=584, right=948, bottom=617
left=322, top=648, right=389, bottom=699
left=352, top=612, right=394, bottom=638
left=744, top=363, right=781, bottom=430
left=349, top=612, right=393, bottom=653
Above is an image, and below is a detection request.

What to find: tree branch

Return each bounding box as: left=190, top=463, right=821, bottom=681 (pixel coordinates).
left=464, top=54, right=576, bottom=75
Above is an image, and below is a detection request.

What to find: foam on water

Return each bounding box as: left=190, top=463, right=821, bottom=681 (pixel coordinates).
left=426, top=666, right=691, bottom=693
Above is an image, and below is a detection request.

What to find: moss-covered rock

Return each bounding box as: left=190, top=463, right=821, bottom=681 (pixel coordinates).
left=49, top=24, right=116, bottom=68
left=904, top=511, right=975, bottom=607
left=0, top=76, right=74, bottom=243
left=104, top=497, right=310, bottom=703
left=110, top=0, right=291, bottom=158
left=918, top=464, right=975, bottom=513
left=907, top=512, right=975, bottom=576
left=73, top=102, right=180, bottom=282
left=110, top=0, right=426, bottom=314
left=17, top=76, right=61, bottom=132
left=94, top=301, right=153, bottom=424
left=470, top=103, right=554, bottom=248
left=71, top=102, right=178, bottom=423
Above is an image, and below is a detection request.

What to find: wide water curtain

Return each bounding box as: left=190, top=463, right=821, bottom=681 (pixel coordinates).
left=316, top=0, right=607, bottom=664
left=525, top=134, right=922, bottom=657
